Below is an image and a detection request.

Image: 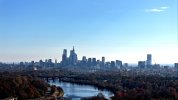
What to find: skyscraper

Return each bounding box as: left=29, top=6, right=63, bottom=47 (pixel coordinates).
left=62, top=49, right=67, bottom=61
left=101, top=57, right=105, bottom=67
left=69, top=46, right=78, bottom=65
left=87, top=58, right=92, bottom=67
left=102, top=57, right=105, bottom=63
left=175, top=63, right=178, bottom=70
left=92, top=58, right=97, bottom=66
left=146, top=54, right=152, bottom=67
left=62, top=49, right=68, bottom=66
left=111, top=61, right=116, bottom=68
left=116, top=60, right=122, bottom=68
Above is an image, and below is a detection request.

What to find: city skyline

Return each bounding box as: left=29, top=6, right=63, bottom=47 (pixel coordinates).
left=0, top=46, right=176, bottom=66
left=0, top=0, right=177, bottom=64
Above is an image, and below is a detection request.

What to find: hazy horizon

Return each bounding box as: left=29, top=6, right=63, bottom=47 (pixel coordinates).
left=0, top=0, right=177, bottom=64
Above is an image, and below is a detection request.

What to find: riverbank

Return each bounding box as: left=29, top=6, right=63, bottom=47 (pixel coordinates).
left=48, top=80, right=113, bottom=100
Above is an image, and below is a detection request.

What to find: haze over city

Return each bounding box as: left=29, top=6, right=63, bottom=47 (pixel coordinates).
left=0, top=0, right=177, bottom=64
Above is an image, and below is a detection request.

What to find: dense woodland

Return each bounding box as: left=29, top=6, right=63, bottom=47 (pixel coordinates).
left=0, top=74, right=48, bottom=99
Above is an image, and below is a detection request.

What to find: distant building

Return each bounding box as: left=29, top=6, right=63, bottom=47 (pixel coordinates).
left=31, top=61, right=35, bottom=66
left=105, top=62, right=111, bottom=68
left=69, top=46, right=78, bottom=65
left=82, top=56, right=87, bottom=66
left=116, top=60, right=122, bottom=68
left=111, top=61, right=115, bottom=68
left=46, top=59, right=54, bottom=67
left=138, top=61, right=145, bottom=69
left=62, top=49, right=68, bottom=66
left=96, top=60, right=101, bottom=69
left=153, top=64, right=160, bottom=68
left=87, top=58, right=92, bottom=67
left=124, top=63, right=128, bottom=67
left=39, top=60, right=44, bottom=67
left=101, top=57, right=105, bottom=68
left=92, top=58, right=97, bottom=66
left=82, top=56, right=87, bottom=62
left=102, top=57, right=105, bottom=64
left=97, top=60, right=100, bottom=64
left=175, top=63, right=178, bottom=70
left=146, top=54, right=152, bottom=67
left=48, top=59, right=52, bottom=63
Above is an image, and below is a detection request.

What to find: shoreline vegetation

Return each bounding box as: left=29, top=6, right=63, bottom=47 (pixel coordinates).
left=0, top=74, right=64, bottom=100
left=1, top=68, right=178, bottom=100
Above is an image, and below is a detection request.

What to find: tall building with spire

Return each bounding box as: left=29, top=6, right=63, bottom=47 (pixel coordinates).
left=69, top=46, right=78, bottom=65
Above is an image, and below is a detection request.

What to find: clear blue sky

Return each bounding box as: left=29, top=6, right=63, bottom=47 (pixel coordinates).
left=0, top=0, right=177, bottom=64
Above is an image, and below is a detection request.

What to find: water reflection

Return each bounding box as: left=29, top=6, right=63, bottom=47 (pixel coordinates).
left=48, top=79, right=114, bottom=99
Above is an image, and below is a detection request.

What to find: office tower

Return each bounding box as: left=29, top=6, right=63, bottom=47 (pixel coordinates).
left=62, top=49, right=67, bottom=61
left=46, top=59, right=54, bottom=67
left=111, top=61, right=115, bottom=68
left=48, top=59, right=52, bottom=63
left=39, top=60, right=44, bottom=67
left=102, top=57, right=105, bottom=64
left=31, top=61, right=35, bottom=66
left=124, top=63, right=128, bottom=67
left=116, top=60, right=122, bottom=68
left=63, top=49, right=67, bottom=56
left=101, top=57, right=105, bottom=68
left=92, top=58, right=97, bottom=66
left=138, top=61, right=146, bottom=69
left=61, top=49, right=68, bottom=66
left=82, top=56, right=87, bottom=62
left=69, top=46, right=78, bottom=65
left=175, top=63, right=178, bottom=70
left=82, top=56, right=87, bottom=66
left=146, top=54, right=152, bottom=67
left=87, top=58, right=92, bottom=67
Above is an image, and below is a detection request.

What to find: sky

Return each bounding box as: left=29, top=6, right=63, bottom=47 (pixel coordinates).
left=0, top=0, right=177, bottom=64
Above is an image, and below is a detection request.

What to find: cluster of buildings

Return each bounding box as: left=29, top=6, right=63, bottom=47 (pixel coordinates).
left=138, top=54, right=152, bottom=69
left=60, top=47, right=178, bottom=70
left=60, top=46, right=124, bottom=69
left=6, top=46, right=177, bottom=71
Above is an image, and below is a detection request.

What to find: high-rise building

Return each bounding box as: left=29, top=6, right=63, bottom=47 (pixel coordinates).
left=102, top=57, right=105, bottom=64
left=111, top=61, right=115, bottom=68
left=39, top=60, right=44, bottom=67
left=146, top=54, right=152, bottom=67
left=82, top=56, right=87, bottom=66
left=47, top=59, right=54, bottom=67
left=138, top=61, right=146, bottom=69
left=62, top=49, right=68, bottom=66
left=92, top=58, right=97, bottom=66
left=124, top=63, right=128, bottom=67
left=82, top=56, right=87, bottom=62
left=69, top=46, right=78, bottom=65
left=87, top=58, right=92, bottom=67
left=175, top=63, right=178, bottom=70
left=116, top=60, right=122, bottom=68
left=63, top=49, right=67, bottom=56
left=62, top=49, right=67, bottom=61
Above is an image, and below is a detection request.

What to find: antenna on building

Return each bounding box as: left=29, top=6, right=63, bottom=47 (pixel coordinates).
left=73, top=46, right=75, bottom=51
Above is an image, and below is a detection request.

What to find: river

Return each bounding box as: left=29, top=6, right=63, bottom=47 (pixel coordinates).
left=48, top=79, right=114, bottom=100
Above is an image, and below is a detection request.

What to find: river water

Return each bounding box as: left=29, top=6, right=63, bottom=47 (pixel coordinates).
left=48, top=79, right=114, bottom=100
